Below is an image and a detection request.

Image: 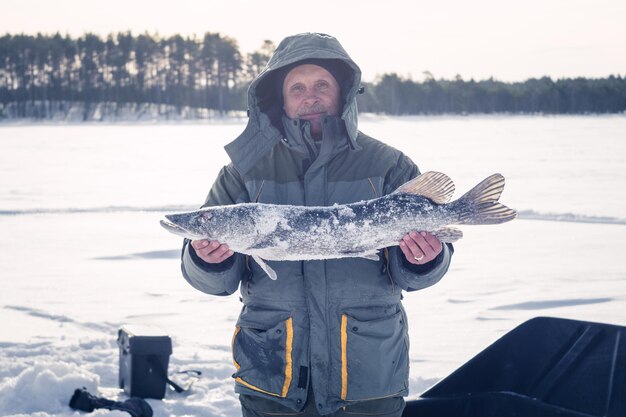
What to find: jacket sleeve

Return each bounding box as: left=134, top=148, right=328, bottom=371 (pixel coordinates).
left=384, top=153, right=454, bottom=292
left=180, top=164, right=250, bottom=296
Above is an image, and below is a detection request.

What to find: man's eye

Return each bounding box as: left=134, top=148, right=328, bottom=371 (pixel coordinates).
left=290, top=85, right=305, bottom=93
left=316, top=81, right=329, bottom=89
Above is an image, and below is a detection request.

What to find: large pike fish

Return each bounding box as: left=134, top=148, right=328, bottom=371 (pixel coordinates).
left=161, top=172, right=516, bottom=279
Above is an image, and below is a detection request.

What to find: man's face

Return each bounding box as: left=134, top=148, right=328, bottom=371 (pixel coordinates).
left=282, top=64, right=341, bottom=139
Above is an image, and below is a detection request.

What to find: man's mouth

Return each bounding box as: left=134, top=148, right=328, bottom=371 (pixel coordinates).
left=298, top=103, right=328, bottom=119
left=298, top=112, right=326, bottom=120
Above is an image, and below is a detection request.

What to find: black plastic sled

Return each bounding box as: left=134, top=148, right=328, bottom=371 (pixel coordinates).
left=402, top=316, right=626, bottom=417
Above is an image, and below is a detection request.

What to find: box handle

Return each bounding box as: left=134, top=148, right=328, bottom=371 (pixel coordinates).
left=147, top=355, right=201, bottom=393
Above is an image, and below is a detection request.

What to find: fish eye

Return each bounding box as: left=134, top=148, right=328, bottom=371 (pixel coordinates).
left=199, top=212, right=213, bottom=224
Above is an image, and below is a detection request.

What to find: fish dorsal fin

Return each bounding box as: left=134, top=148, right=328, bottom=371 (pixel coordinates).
left=393, top=171, right=455, bottom=204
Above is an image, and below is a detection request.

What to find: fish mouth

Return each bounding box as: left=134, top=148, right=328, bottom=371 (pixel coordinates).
left=160, top=217, right=193, bottom=239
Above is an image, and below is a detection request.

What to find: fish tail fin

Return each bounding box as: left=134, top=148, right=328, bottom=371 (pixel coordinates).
left=451, top=173, right=517, bottom=225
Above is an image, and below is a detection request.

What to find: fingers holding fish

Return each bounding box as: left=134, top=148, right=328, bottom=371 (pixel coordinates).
left=191, top=239, right=234, bottom=264
left=420, top=231, right=443, bottom=256
left=399, top=231, right=442, bottom=265
left=399, top=233, right=424, bottom=264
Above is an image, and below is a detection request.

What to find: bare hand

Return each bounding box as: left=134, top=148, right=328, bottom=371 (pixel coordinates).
left=399, top=231, right=443, bottom=265
left=191, top=239, right=234, bottom=264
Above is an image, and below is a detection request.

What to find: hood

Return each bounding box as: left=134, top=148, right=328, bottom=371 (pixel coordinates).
left=224, top=33, right=363, bottom=175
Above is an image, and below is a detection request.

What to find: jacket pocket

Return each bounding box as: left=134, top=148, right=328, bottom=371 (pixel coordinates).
left=339, top=309, right=408, bottom=401
left=232, top=316, right=294, bottom=397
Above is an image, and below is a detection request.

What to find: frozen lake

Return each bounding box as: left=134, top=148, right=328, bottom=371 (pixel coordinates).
left=1, top=115, right=625, bottom=416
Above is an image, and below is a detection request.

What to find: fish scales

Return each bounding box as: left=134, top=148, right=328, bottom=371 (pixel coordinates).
left=246, top=194, right=453, bottom=260
left=161, top=172, right=517, bottom=279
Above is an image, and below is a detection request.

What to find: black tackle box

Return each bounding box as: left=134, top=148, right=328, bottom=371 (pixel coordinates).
left=117, top=325, right=173, bottom=399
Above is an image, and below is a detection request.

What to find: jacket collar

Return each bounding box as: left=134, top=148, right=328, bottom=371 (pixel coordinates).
left=280, top=114, right=351, bottom=159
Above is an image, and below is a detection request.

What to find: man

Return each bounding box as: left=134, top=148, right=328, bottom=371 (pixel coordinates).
left=180, top=33, right=453, bottom=417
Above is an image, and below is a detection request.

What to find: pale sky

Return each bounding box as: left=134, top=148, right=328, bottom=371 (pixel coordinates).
left=2, top=0, right=625, bottom=82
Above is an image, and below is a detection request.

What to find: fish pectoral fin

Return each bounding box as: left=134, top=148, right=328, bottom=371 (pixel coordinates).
left=393, top=171, right=455, bottom=204
left=252, top=255, right=277, bottom=280
left=433, top=227, right=463, bottom=243
left=341, top=249, right=380, bottom=261
left=359, top=251, right=381, bottom=262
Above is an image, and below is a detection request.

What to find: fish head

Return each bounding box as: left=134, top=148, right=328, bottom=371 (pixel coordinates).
left=160, top=209, right=219, bottom=240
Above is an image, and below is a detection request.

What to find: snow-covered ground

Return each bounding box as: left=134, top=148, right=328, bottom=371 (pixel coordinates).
left=1, top=115, right=625, bottom=416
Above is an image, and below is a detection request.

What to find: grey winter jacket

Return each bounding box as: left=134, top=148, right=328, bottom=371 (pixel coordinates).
left=180, top=33, right=452, bottom=414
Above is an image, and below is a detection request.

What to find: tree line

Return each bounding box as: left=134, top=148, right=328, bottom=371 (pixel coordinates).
left=1, top=32, right=625, bottom=120
left=360, top=73, right=626, bottom=115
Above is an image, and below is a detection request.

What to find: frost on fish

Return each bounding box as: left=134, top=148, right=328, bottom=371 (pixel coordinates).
left=161, top=171, right=517, bottom=279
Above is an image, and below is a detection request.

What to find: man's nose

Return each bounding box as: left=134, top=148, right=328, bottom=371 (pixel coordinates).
left=302, top=90, right=319, bottom=103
